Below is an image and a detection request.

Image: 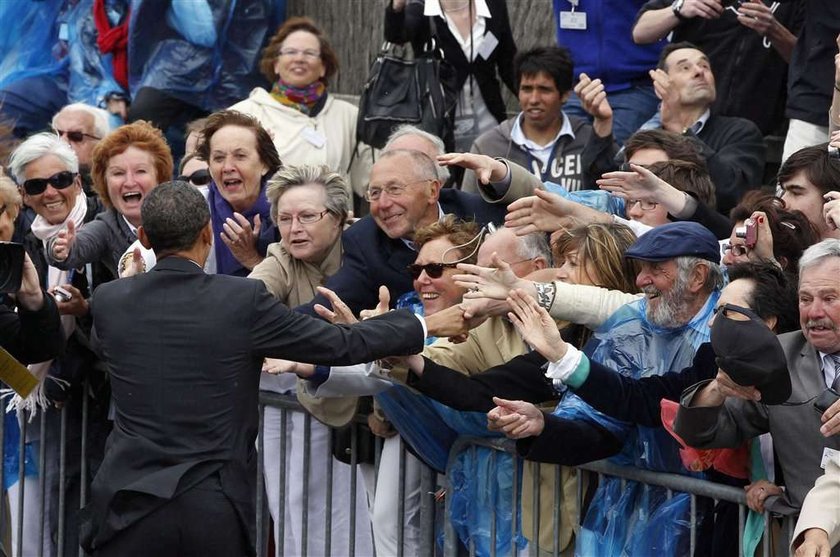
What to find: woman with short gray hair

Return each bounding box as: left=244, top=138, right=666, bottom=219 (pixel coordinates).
left=249, top=164, right=374, bottom=557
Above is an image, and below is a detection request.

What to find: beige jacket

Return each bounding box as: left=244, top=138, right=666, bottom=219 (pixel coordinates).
left=791, top=456, right=840, bottom=555
left=230, top=88, right=374, bottom=196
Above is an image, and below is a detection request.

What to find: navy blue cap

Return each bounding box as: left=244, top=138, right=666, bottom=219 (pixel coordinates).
left=625, top=222, right=720, bottom=264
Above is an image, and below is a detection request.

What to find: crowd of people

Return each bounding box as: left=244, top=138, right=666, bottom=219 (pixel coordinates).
left=2, top=1, right=840, bottom=557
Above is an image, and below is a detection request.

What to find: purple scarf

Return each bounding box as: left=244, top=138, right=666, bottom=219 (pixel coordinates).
left=208, top=181, right=272, bottom=276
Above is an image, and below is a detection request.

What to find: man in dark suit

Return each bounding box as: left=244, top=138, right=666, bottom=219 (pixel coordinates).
left=300, top=147, right=514, bottom=316
left=81, top=182, right=428, bottom=556
left=676, top=239, right=840, bottom=544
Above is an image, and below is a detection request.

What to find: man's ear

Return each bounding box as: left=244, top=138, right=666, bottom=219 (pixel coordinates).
left=532, top=256, right=549, bottom=271
left=138, top=226, right=153, bottom=250
left=428, top=179, right=442, bottom=204
left=688, top=262, right=710, bottom=294
left=202, top=222, right=213, bottom=246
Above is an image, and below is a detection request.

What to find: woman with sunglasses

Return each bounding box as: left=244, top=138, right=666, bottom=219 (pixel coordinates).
left=230, top=17, right=372, bottom=205
left=7, top=131, right=116, bottom=554
left=46, top=121, right=172, bottom=278
left=176, top=152, right=211, bottom=194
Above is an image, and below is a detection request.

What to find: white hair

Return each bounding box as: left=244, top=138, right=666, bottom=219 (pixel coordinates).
left=8, top=132, right=79, bottom=184
left=52, top=102, right=111, bottom=139
left=798, top=239, right=840, bottom=275
left=383, top=124, right=450, bottom=182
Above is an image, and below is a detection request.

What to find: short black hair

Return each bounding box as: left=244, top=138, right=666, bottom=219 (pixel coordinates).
left=141, top=181, right=210, bottom=255
left=727, top=261, right=799, bottom=334
left=513, top=46, right=574, bottom=94
left=777, top=143, right=840, bottom=196
left=657, top=41, right=705, bottom=71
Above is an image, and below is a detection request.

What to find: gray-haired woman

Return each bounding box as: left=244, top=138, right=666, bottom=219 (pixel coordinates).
left=248, top=164, right=374, bottom=556
left=249, top=164, right=348, bottom=303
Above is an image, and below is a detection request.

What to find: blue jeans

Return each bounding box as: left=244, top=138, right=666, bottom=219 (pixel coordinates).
left=564, top=84, right=659, bottom=146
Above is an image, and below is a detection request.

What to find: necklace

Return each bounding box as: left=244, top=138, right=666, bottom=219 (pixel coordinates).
left=442, top=0, right=471, bottom=13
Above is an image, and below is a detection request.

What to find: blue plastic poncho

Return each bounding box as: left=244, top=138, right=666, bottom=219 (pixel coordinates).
left=543, top=181, right=627, bottom=217
left=374, top=292, right=526, bottom=556
left=556, top=292, right=720, bottom=556
left=127, top=0, right=286, bottom=112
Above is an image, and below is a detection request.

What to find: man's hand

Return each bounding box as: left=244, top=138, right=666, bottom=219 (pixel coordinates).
left=454, top=253, right=533, bottom=301
left=314, top=286, right=359, bottom=324
left=691, top=369, right=761, bottom=407
left=507, top=289, right=567, bottom=362
left=51, top=284, right=89, bottom=317
left=820, top=396, right=840, bottom=437
left=360, top=286, right=391, bottom=320
left=678, top=0, right=724, bottom=19
left=486, top=397, right=545, bottom=439
left=16, top=253, right=44, bottom=311
left=437, top=153, right=508, bottom=185
left=744, top=479, right=782, bottom=513
left=51, top=220, right=77, bottom=262
left=221, top=213, right=263, bottom=270
left=505, top=188, right=609, bottom=236
left=262, top=358, right=315, bottom=378
left=574, top=73, right=613, bottom=137
left=746, top=212, right=778, bottom=265
left=794, top=528, right=831, bottom=557
left=424, top=304, right=481, bottom=338
left=368, top=413, right=397, bottom=438
left=736, top=0, right=778, bottom=36
left=649, top=69, right=683, bottom=133
left=597, top=163, right=684, bottom=210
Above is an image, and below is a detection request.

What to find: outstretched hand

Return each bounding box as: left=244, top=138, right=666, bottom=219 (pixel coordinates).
left=437, top=153, right=508, bottom=185
left=52, top=220, right=77, bottom=262
left=314, top=286, right=359, bottom=324
left=360, top=285, right=391, bottom=320
left=454, top=253, right=528, bottom=301
left=507, top=289, right=567, bottom=362
left=486, top=397, right=545, bottom=439
left=597, top=163, right=670, bottom=204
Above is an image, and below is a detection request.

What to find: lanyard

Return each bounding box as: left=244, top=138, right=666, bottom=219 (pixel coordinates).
left=567, top=0, right=579, bottom=11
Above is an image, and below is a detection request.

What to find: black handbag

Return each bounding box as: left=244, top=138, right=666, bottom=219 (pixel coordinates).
left=356, top=41, right=457, bottom=150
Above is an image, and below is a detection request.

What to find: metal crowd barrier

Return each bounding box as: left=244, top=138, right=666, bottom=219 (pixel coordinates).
left=0, top=390, right=798, bottom=557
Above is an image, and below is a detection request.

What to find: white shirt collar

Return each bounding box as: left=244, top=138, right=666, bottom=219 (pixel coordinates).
left=401, top=203, right=446, bottom=251
left=121, top=214, right=138, bottom=235
left=819, top=351, right=840, bottom=389
left=510, top=111, right=575, bottom=150
left=689, top=109, right=711, bottom=135
left=424, top=0, right=491, bottom=18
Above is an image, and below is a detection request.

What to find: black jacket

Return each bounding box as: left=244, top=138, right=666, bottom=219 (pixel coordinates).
left=82, top=256, right=427, bottom=553
left=384, top=0, right=517, bottom=125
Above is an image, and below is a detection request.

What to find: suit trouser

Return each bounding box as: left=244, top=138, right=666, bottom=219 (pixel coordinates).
left=94, top=473, right=249, bottom=557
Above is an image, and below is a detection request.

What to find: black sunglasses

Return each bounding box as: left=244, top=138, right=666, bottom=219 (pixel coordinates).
left=406, top=262, right=457, bottom=279
left=22, top=171, right=77, bottom=196
left=54, top=128, right=100, bottom=143
left=176, top=168, right=212, bottom=186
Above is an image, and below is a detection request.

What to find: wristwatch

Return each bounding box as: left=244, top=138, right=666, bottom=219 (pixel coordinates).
left=671, top=0, right=686, bottom=20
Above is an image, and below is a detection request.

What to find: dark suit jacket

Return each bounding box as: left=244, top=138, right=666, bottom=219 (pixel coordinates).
left=298, top=188, right=508, bottom=316
left=81, top=256, right=425, bottom=553
left=384, top=0, right=517, bottom=125
left=675, top=331, right=840, bottom=511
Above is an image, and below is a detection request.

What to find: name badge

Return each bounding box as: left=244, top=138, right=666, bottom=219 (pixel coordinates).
left=477, top=31, right=499, bottom=60
left=559, top=11, right=587, bottom=30
left=821, top=447, right=840, bottom=470
left=301, top=128, right=326, bottom=148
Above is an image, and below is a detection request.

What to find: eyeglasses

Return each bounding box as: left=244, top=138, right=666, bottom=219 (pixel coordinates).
left=365, top=180, right=431, bottom=202
left=626, top=199, right=659, bottom=211
left=278, top=48, right=321, bottom=59
left=723, top=243, right=749, bottom=256
left=277, top=210, right=330, bottom=227
left=54, top=128, right=101, bottom=143
left=22, top=171, right=77, bottom=196
left=406, top=262, right=457, bottom=280
left=176, top=168, right=212, bottom=186
left=0, top=205, right=6, bottom=217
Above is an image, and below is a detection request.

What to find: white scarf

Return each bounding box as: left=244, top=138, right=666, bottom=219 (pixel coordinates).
left=4, top=192, right=88, bottom=417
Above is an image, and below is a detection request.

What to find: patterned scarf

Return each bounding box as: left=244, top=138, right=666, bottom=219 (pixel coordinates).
left=270, top=78, right=326, bottom=115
